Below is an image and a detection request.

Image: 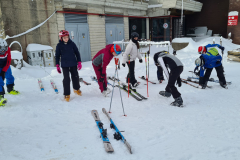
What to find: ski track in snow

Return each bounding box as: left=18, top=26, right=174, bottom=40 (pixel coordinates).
left=1, top=38, right=240, bottom=160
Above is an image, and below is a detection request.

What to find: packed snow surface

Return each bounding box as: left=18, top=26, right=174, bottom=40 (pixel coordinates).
left=0, top=38, right=240, bottom=160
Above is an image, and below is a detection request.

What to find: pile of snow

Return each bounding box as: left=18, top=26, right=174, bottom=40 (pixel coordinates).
left=0, top=37, right=240, bottom=160
left=26, top=44, right=53, bottom=52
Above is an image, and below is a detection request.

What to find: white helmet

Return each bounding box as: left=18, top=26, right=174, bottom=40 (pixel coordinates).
left=195, top=58, right=204, bottom=66
left=0, top=38, right=8, bottom=55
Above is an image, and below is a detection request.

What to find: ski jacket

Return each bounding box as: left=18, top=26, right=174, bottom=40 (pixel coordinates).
left=205, top=44, right=223, bottom=55
left=154, top=51, right=183, bottom=80
left=55, top=39, right=81, bottom=68
left=92, top=44, right=114, bottom=75
left=122, top=40, right=142, bottom=64
left=0, top=47, right=11, bottom=72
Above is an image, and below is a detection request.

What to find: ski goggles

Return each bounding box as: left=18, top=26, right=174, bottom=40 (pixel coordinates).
left=114, top=44, right=122, bottom=55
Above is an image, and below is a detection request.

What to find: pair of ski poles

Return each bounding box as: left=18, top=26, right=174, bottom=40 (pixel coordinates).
left=109, top=58, right=126, bottom=116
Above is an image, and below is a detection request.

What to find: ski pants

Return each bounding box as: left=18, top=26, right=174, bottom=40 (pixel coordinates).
left=165, top=66, right=183, bottom=99
left=126, top=61, right=137, bottom=86
left=62, top=66, right=80, bottom=96
left=92, top=64, right=107, bottom=93
left=203, top=65, right=226, bottom=85
left=0, top=67, right=15, bottom=94
left=157, top=66, right=164, bottom=80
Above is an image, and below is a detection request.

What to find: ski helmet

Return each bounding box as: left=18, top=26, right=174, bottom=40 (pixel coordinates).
left=0, top=38, right=8, bottom=55
left=131, top=32, right=139, bottom=38
left=110, top=44, right=122, bottom=55
left=198, top=46, right=206, bottom=54
left=195, top=58, right=204, bottom=66
left=59, top=30, right=69, bottom=40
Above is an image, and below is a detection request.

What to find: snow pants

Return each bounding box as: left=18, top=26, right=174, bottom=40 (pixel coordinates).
left=126, top=61, right=137, bottom=86
left=62, top=66, right=80, bottom=96
left=92, top=64, right=107, bottom=92
left=165, top=66, right=183, bottom=99
left=0, top=67, right=15, bottom=94
left=203, top=64, right=226, bottom=85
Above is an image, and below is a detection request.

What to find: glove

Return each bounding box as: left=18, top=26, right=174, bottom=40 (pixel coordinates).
left=122, top=63, right=125, bottom=67
left=139, top=59, right=143, bottom=63
left=216, top=61, right=221, bottom=64
left=99, top=74, right=105, bottom=82
left=0, top=71, right=5, bottom=80
left=219, top=46, right=225, bottom=51
left=56, top=64, right=61, bottom=74
left=77, top=62, right=82, bottom=70
left=176, top=77, right=182, bottom=87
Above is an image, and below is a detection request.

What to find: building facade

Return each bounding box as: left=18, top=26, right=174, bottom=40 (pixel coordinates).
left=0, top=0, right=203, bottom=62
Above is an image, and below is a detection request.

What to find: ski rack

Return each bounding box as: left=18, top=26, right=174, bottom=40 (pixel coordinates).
left=113, top=40, right=171, bottom=53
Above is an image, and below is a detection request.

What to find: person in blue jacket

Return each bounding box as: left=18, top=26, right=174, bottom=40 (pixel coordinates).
left=55, top=30, right=82, bottom=101
left=195, top=44, right=227, bottom=89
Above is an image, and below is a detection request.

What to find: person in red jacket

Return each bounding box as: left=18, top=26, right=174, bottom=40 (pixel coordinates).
left=0, top=38, right=20, bottom=106
left=92, top=44, right=121, bottom=96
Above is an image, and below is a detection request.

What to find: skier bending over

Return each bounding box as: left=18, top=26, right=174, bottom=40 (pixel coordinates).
left=92, top=44, right=122, bottom=97
left=122, top=32, right=143, bottom=88
left=195, top=44, right=227, bottom=89
left=55, top=30, right=82, bottom=102
left=0, top=38, right=20, bottom=106
left=153, top=51, right=183, bottom=107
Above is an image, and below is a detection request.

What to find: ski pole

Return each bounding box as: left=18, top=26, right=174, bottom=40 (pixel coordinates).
left=145, top=53, right=149, bottom=97
left=116, top=62, right=126, bottom=116
left=109, top=58, right=119, bottom=113
left=128, top=55, right=130, bottom=98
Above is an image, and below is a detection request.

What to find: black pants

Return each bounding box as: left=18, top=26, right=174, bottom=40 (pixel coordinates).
left=157, top=66, right=164, bottom=80
left=203, top=65, right=226, bottom=85
left=62, top=66, right=80, bottom=95
left=126, top=61, right=137, bottom=85
left=165, top=66, right=183, bottom=99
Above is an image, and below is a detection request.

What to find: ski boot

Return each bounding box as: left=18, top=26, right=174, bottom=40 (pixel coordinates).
left=74, top=89, right=82, bottom=96
left=220, top=82, right=228, bottom=89
left=7, top=85, right=20, bottom=95
left=201, top=81, right=208, bottom=89
left=170, top=96, right=183, bottom=107
left=159, top=91, right=171, bottom=97
left=102, top=88, right=111, bottom=97
left=132, top=82, right=139, bottom=88
left=64, top=95, right=70, bottom=102
left=0, top=95, right=7, bottom=106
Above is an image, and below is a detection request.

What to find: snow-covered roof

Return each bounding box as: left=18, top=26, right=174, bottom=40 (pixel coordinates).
left=11, top=50, right=23, bottom=59
left=26, top=44, right=53, bottom=52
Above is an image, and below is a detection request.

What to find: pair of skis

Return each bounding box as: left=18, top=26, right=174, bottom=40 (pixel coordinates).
left=91, top=108, right=132, bottom=154
left=108, top=77, right=147, bottom=101
left=91, top=76, right=115, bottom=88
left=38, top=79, right=58, bottom=93
left=188, top=76, right=232, bottom=85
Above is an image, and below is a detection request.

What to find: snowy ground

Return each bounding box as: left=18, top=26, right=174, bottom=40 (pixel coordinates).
left=0, top=37, right=240, bottom=160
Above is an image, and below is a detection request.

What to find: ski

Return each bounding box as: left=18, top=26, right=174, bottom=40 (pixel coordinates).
left=50, top=79, right=59, bottom=93
left=109, top=77, right=147, bottom=100
left=91, top=76, right=114, bottom=87
left=181, top=79, right=200, bottom=88
left=91, top=110, right=114, bottom=153
left=102, top=108, right=132, bottom=154
left=183, top=78, right=212, bottom=88
left=38, top=78, right=44, bottom=91
left=188, top=76, right=232, bottom=85
left=79, top=78, right=91, bottom=85
left=139, top=76, right=156, bottom=84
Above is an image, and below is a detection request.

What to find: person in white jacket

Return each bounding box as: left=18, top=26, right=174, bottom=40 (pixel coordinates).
left=122, top=32, right=143, bottom=87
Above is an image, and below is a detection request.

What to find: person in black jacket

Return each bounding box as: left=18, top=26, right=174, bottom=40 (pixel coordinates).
left=153, top=51, right=184, bottom=107
left=55, top=30, right=82, bottom=102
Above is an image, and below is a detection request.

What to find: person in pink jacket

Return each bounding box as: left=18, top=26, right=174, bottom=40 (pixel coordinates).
left=92, top=44, right=121, bottom=96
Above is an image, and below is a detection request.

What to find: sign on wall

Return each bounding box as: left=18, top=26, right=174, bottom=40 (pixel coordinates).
left=228, top=11, right=239, bottom=26
left=163, top=23, right=168, bottom=29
